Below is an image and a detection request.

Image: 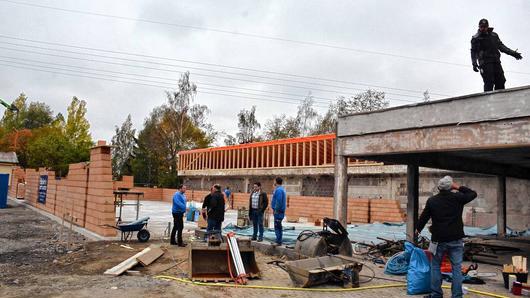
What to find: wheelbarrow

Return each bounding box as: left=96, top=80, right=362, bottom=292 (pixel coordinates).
left=109, top=216, right=151, bottom=242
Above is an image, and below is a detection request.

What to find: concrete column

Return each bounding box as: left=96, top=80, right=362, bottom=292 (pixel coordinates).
left=333, top=139, right=348, bottom=226
left=406, top=165, right=419, bottom=243
left=497, top=175, right=506, bottom=238
left=243, top=177, right=250, bottom=193
left=200, top=177, right=205, bottom=190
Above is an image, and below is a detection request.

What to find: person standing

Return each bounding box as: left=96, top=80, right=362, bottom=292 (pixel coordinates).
left=271, top=177, right=286, bottom=246
left=202, top=184, right=225, bottom=232
left=416, top=176, right=477, bottom=298
left=170, top=185, right=187, bottom=247
left=248, top=182, right=268, bottom=242
left=224, top=186, right=233, bottom=209
left=471, top=18, right=523, bottom=91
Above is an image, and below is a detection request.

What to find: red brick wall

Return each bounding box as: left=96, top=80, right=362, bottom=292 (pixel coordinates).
left=9, top=142, right=117, bottom=237
left=113, top=175, right=134, bottom=190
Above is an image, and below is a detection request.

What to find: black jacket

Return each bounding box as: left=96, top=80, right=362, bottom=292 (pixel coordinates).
left=417, top=186, right=477, bottom=243
left=202, top=191, right=225, bottom=222
left=248, top=191, right=268, bottom=213
left=471, top=28, right=518, bottom=66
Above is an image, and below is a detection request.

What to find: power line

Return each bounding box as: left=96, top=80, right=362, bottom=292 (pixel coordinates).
left=1, top=0, right=528, bottom=76
left=0, top=61, right=333, bottom=108
left=0, top=34, right=451, bottom=97
left=0, top=55, right=422, bottom=104
left=0, top=40, right=433, bottom=99
left=0, top=45, right=420, bottom=102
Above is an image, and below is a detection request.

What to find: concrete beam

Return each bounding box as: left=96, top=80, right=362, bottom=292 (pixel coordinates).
left=338, top=85, right=530, bottom=137
left=341, top=117, right=530, bottom=156
left=406, top=165, right=419, bottom=244
left=333, top=139, right=348, bottom=226
left=497, top=176, right=507, bottom=238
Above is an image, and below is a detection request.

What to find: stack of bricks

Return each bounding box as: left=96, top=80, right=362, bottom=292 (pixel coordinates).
left=369, top=199, right=406, bottom=223
left=130, top=186, right=163, bottom=201
left=349, top=199, right=370, bottom=223
left=84, top=141, right=116, bottom=237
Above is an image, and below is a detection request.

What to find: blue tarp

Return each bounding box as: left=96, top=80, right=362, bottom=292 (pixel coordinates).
left=223, top=222, right=528, bottom=245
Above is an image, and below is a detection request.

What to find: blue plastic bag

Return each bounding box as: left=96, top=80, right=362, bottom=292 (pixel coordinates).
left=405, top=242, right=431, bottom=295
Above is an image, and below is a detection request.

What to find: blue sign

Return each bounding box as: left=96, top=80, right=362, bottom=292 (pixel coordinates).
left=38, top=175, right=48, bottom=204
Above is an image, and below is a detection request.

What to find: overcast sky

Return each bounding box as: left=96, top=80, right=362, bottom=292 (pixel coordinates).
left=0, top=0, right=528, bottom=144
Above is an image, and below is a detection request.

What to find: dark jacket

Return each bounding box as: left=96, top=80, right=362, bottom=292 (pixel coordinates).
left=417, top=186, right=477, bottom=243
left=471, top=28, right=518, bottom=67
left=202, top=191, right=225, bottom=222
left=248, top=191, right=268, bottom=213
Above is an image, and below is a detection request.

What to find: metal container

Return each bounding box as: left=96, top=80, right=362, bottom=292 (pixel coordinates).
left=284, top=255, right=362, bottom=288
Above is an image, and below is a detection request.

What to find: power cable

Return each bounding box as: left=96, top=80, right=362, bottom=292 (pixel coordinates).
left=0, top=45, right=421, bottom=102
left=1, top=0, right=528, bottom=76
left=0, top=40, right=431, bottom=99
left=0, top=62, right=333, bottom=107
left=0, top=34, right=451, bottom=97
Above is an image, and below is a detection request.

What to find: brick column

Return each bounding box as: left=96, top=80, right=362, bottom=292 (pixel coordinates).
left=85, top=140, right=117, bottom=237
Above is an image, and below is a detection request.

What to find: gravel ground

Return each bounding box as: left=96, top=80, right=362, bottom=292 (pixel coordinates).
left=0, top=200, right=516, bottom=298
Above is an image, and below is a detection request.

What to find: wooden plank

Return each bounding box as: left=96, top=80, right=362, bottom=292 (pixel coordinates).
left=310, top=141, right=313, bottom=166
left=272, top=145, right=276, bottom=167
left=283, top=144, right=287, bottom=167
left=261, top=146, right=264, bottom=167
left=289, top=143, right=293, bottom=167
left=317, top=140, right=320, bottom=165
left=324, top=140, right=328, bottom=164
left=266, top=146, right=270, bottom=167
left=104, top=247, right=152, bottom=276
left=296, top=142, right=299, bottom=166
left=303, top=142, right=306, bottom=166
left=137, top=246, right=165, bottom=266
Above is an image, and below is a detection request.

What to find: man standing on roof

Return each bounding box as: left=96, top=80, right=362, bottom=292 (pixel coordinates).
left=416, top=176, right=477, bottom=298
left=471, top=18, right=523, bottom=92
left=171, top=185, right=187, bottom=247
left=271, top=177, right=286, bottom=246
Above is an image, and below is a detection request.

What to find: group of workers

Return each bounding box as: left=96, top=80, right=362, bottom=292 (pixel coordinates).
left=169, top=177, right=287, bottom=247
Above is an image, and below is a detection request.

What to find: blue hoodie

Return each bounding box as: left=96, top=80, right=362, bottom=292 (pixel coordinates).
left=172, top=191, right=187, bottom=213
left=271, top=186, right=286, bottom=217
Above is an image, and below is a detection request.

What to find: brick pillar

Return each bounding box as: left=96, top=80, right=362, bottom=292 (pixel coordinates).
left=85, top=140, right=117, bottom=237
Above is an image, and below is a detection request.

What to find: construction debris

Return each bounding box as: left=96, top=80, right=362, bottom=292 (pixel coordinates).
left=137, top=247, right=165, bottom=266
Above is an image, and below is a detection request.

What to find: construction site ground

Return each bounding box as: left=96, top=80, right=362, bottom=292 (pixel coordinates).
left=0, top=201, right=517, bottom=298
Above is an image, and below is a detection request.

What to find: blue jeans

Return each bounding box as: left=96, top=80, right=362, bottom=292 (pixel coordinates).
left=251, top=209, right=264, bottom=240
left=431, top=239, right=464, bottom=298
left=273, top=213, right=283, bottom=244
left=207, top=218, right=222, bottom=232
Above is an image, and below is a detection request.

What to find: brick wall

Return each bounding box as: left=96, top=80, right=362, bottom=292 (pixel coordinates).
left=9, top=141, right=117, bottom=237
left=113, top=175, right=134, bottom=190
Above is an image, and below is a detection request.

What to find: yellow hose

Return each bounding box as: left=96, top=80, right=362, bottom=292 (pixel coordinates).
left=155, top=275, right=510, bottom=297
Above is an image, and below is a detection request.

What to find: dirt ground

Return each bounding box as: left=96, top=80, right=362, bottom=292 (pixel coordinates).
left=0, top=201, right=517, bottom=298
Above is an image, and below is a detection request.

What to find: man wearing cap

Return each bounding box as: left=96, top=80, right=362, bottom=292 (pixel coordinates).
left=471, top=18, right=523, bottom=92
left=417, top=176, right=477, bottom=298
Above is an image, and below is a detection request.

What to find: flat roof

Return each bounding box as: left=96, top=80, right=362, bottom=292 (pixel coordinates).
left=336, top=86, right=530, bottom=179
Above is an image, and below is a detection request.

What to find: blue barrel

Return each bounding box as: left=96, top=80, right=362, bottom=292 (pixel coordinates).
left=0, top=173, right=9, bottom=208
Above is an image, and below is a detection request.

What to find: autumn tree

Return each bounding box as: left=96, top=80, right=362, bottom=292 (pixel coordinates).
left=111, top=114, right=137, bottom=179
left=64, top=97, right=92, bottom=161
left=236, top=106, right=260, bottom=144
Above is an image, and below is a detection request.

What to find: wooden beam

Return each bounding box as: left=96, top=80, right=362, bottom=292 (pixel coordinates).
left=406, top=165, right=419, bottom=244
left=296, top=142, right=300, bottom=166
left=317, top=140, right=320, bottom=165
left=331, top=139, right=335, bottom=164
left=272, top=145, right=276, bottom=167
left=266, top=146, right=270, bottom=167
left=497, top=176, right=507, bottom=238
left=277, top=144, right=281, bottom=167
left=333, top=139, right=348, bottom=226
left=289, top=143, right=293, bottom=167
left=251, top=147, right=254, bottom=168
left=309, top=141, right=313, bottom=166
left=324, top=140, right=328, bottom=164
left=283, top=144, right=287, bottom=167
left=246, top=148, right=250, bottom=168
left=303, top=142, right=306, bottom=166
left=261, top=146, right=264, bottom=168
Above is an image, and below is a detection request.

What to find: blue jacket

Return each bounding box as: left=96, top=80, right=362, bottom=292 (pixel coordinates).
left=271, top=186, right=286, bottom=214
left=172, top=191, right=187, bottom=213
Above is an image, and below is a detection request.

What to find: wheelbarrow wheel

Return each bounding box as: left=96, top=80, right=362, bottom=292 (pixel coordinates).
left=137, top=229, right=150, bottom=242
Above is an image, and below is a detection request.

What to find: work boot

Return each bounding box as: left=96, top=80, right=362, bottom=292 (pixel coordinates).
left=178, top=243, right=187, bottom=247
left=251, top=236, right=257, bottom=241
left=257, top=238, right=263, bottom=242
left=170, top=241, right=178, bottom=245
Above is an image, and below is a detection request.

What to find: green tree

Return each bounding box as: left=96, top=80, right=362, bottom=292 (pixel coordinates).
left=1, top=93, right=28, bottom=130
left=25, top=126, right=71, bottom=175
left=236, top=106, right=260, bottom=144
left=111, top=114, right=137, bottom=179
left=336, top=89, right=388, bottom=116
left=263, top=115, right=300, bottom=140
left=64, top=97, right=92, bottom=161
left=24, top=102, right=54, bottom=129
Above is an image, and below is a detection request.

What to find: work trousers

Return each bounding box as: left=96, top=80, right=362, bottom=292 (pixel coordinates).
left=273, top=213, right=283, bottom=244
left=431, top=239, right=464, bottom=298
left=481, top=62, right=506, bottom=92
left=250, top=209, right=264, bottom=240
left=171, top=212, right=184, bottom=245
left=207, top=218, right=222, bottom=232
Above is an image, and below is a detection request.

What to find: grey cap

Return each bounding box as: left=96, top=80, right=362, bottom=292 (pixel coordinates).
left=438, top=176, right=453, bottom=191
